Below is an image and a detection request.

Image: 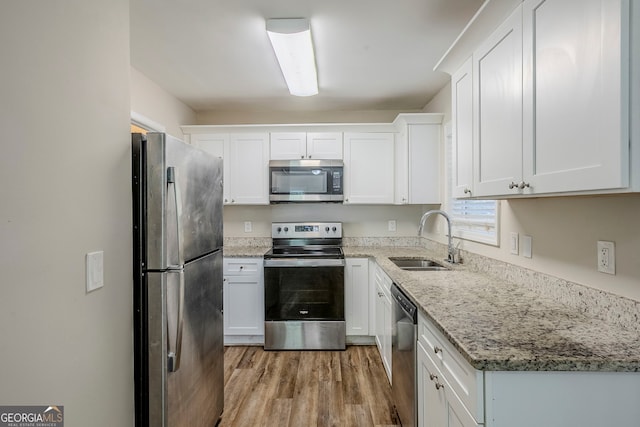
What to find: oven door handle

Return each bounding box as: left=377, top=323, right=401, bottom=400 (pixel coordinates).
left=263, top=258, right=345, bottom=267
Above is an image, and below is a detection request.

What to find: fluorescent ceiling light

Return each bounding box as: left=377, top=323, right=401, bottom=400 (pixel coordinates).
left=266, top=18, right=318, bottom=97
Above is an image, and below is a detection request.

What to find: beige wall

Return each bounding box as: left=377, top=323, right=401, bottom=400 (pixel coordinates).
left=422, top=81, right=451, bottom=125
left=131, top=66, right=196, bottom=138
left=224, top=204, right=432, bottom=238
left=423, top=85, right=640, bottom=302
left=0, top=2, right=133, bottom=426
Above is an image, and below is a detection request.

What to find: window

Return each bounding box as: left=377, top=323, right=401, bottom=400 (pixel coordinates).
left=445, top=123, right=500, bottom=246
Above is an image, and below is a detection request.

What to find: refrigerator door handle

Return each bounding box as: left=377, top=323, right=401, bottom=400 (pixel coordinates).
left=167, top=166, right=185, bottom=268
left=167, top=269, right=185, bottom=373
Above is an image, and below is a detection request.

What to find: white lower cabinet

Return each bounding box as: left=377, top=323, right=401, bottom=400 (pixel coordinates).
left=222, top=257, right=264, bottom=344
left=418, top=311, right=640, bottom=427
left=418, top=341, right=479, bottom=427
left=345, top=258, right=369, bottom=336
left=374, top=264, right=392, bottom=383
left=418, top=313, right=482, bottom=427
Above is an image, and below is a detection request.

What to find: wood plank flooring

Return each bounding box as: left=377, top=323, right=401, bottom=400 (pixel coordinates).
left=220, top=346, right=400, bottom=427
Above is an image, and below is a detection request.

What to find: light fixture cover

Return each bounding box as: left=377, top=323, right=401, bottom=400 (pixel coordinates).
left=266, top=18, right=318, bottom=97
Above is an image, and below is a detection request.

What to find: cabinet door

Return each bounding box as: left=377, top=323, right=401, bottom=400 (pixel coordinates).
left=345, top=258, right=369, bottom=336
left=343, top=132, right=395, bottom=204
left=451, top=58, right=474, bottom=198
left=522, top=0, right=629, bottom=193
left=225, top=133, right=269, bottom=204
left=191, top=133, right=230, bottom=203
left=473, top=5, right=524, bottom=197
left=223, top=275, right=264, bottom=336
left=408, top=124, right=441, bottom=204
left=307, top=132, right=343, bottom=159
left=270, top=132, right=307, bottom=160
left=418, top=341, right=447, bottom=427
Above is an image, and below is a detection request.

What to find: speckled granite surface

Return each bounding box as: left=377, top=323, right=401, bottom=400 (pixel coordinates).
left=345, top=246, right=640, bottom=372
left=223, top=239, right=640, bottom=372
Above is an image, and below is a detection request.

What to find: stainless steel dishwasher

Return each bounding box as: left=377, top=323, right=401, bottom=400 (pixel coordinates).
left=391, top=283, right=417, bottom=427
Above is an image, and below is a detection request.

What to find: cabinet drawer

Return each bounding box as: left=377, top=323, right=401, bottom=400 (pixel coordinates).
left=223, top=258, right=262, bottom=275
left=418, top=313, right=484, bottom=422
left=374, top=265, right=392, bottom=294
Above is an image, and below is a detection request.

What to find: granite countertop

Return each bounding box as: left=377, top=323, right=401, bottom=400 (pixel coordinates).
left=225, top=244, right=640, bottom=372
left=345, top=247, right=640, bottom=373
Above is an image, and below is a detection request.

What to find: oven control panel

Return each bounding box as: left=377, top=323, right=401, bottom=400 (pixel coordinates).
left=271, top=222, right=342, bottom=238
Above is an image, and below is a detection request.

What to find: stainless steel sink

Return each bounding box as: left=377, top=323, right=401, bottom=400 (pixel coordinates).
left=388, top=257, right=450, bottom=271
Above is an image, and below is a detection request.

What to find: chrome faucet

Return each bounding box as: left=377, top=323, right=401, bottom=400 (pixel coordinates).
left=418, top=209, right=458, bottom=264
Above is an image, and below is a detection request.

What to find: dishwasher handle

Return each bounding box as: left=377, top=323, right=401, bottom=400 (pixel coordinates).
left=391, top=284, right=417, bottom=323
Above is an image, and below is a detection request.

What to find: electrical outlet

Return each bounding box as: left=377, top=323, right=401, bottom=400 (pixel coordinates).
left=597, top=241, right=615, bottom=275
left=388, top=220, right=397, bottom=232
left=510, top=232, right=519, bottom=255
left=244, top=221, right=252, bottom=233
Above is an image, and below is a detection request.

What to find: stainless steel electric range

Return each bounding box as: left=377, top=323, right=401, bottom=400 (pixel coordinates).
left=263, top=222, right=346, bottom=350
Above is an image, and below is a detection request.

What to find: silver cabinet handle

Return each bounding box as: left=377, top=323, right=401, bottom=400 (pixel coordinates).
left=167, top=269, right=185, bottom=373
left=378, top=291, right=384, bottom=297
left=509, top=181, right=518, bottom=189
left=435, top=381, right=445, bottom=390
left=463, top=188, right=471, bottom=194
left=434, top=346, right=442, bottom=354
left=429, top=373, right=437, bottom=381
left=518, top=181, right=530, bottom=189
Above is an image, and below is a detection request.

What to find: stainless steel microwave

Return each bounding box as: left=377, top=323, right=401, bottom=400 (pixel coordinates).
left=269, top=159, right=344, bottom=203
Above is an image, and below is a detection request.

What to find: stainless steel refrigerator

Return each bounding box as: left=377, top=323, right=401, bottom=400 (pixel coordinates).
left=132, top=132, right=224, bottom=427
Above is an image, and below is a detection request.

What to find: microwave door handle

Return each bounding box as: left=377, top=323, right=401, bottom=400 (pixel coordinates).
left=166, top=167, right=184, bottom=268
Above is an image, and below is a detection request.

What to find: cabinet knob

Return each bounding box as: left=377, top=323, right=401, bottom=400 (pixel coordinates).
left=518, top=181, right=530, bottom=189
left=508, top=182, right=518, bottom=189
left=463, top=188, right=471, bottom=194
left=429, top=373, right=437, bottom=381
left=301, top=155, right=304, bottom=159
left=435, top=382, right=445, bottom=390
left=434, top=346, right=442, bottom=354
left=378, top=292, right=384, bottom=297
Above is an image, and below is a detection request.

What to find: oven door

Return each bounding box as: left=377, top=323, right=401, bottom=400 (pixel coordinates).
left=263, top=258, right=346, bottom=350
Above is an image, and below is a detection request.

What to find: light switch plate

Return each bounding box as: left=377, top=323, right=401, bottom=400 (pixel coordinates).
left=86, top=251, right=104, bottom=292
left=244, top=221, right=252, bottom=233
left=510, top=232, right=519, bottom=255
left=522, top=235, right=532, bottom=258
left=388, top=220, right=397, bottom=232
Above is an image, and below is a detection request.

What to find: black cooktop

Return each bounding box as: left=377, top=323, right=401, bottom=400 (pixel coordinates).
left=264, top=246, right=344, bottom=259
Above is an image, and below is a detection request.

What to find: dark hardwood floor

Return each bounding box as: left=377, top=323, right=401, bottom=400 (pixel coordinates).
left=220, top=345, right=400, bottom=427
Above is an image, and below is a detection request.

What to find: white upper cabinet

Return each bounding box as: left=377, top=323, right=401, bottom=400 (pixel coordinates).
left=191, top=133, right=231, bottom=203
left=343, top=132, right=395, bottom=204
left=451, top=57, right=474, bottom=199
left=270, top=132, right=343, bottom=160
left=522, top=0, right=630, bottom=193
left=473, top=5, right=524, bottom=197
left=394, top=115, right=442, bottom=204
left=439, top=0, right=639, bottom=198
left=307, top=132, right=343, bottom=159
left=225, top=133, right=269, bottom=204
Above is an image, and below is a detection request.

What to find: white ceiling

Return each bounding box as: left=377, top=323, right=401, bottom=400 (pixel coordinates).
left=130, top=0, right=484, bottom=114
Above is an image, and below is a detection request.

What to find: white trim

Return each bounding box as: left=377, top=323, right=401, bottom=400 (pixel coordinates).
left=130, top=111, right=166, bottom=132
